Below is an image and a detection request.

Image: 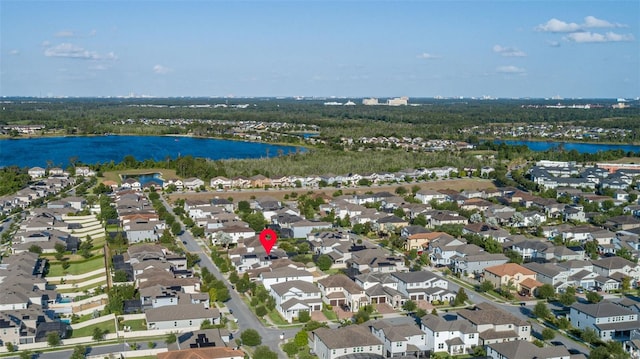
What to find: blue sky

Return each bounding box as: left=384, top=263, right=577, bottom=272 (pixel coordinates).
left=1, top=1, right=638, bottom=98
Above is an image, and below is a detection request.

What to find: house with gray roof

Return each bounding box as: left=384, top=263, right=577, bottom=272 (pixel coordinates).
left=317, top=274, right=367, bottom=311
left=487, top=340, right=571, bottom=359
left=457, top=303, right=531, bottom=345
left=369, top=317, right=427, bottom=357
left=570, top=301, right=640, bottom=341
left=270, top=280, right=322, bottom=323
left=146, top=304, right=219, bottom=330
left=391, top=271, right=449, bottom=301
left=421, top=314, right=478, bottom=356
left=310, top=325, right=384, bottom=359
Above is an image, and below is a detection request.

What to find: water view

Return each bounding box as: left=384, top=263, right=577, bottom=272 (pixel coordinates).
left=495, top=140, right=640, bottom=154
left=0, top=136, right=303, bottom=168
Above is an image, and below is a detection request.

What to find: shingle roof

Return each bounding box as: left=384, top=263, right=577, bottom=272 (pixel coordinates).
left=313, top=325, right=383, bottom=349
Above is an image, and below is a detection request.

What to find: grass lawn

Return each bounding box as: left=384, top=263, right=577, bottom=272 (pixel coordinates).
left=57, top=279, right=107, bottom=294
left=322, top=307, right=337, bottom=321
left=267, top=309, right=288, bottom=326
left=47, top=255, right=106, bottom=276
left=57, top=272, right=106, bottom=285
left=70, top=320, right=116, bottom=338
left=121, top=319, right=147, bottom=331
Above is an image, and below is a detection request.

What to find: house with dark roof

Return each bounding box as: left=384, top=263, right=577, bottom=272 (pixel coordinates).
left=391, top=271, right=451, bottom=302
left=310, top=325, right=384, bottom=359
left=146, top=304, right=220, bottom=330
left=420, top=314, right=478, bottom=356
left=457, top=303, right=531, bottom=345
left=317, top=274, right=367, bottom=311
left=486, top=340, right=571, bottom=359
left=570, top=301, right=640, bottom=341
left=369, top=317, right=427, bottom=357
left=270, top=280, right=322, bottom=323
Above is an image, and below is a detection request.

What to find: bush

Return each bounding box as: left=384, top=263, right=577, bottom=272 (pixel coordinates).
left=240, top=329, right=262, bottom=346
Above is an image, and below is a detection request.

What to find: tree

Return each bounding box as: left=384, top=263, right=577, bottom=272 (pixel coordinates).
left=19, top=350, right=32, bottom=359
left=55, top=242, right=66, bottom=254
left=240, top=329, right=262, bottom=346
left=294, top=330, right=309, bottom=347
left=395, top=186, right=407, bottom=195
left=70, top=345, right=87, bottom=359
left=28, top=244, right=43, bottom=254
left=541, top=328, right=555, bottom=341
left=402, top=300, right=417, bottom=313
left=113, top=269, right=128, bottom=282
left=47, top=332, right=61, bottom=346
left=92, top=327, right=105, bottom=341
left=536, top=284, right=555, bottom=300
left=298, top=310, right=311, bottom=323
left=479, top=280, right=494, bottom=292
left=533, top=302, right=551, bottom=320
left=5, top=342, right=15, bottom=352
left=171, top=222, right=182, bottom=235
left=558, top=287, right=577, bottom=307
left=165, top=333, right=177, bottom=344
left=283, top=341, right=298, bottom=357
left=253, top=346, right=278, bottom=359
left=590, top=341, right=630, bottom=359
left=453, top=288, right=468, bottom=306
left=581, top=328, right=599, bottom=344
left=586, top=291, right=603, bottom=303
left=316, top=254, right=332, bottom=271
left=255, top=305, right=268, bottom=317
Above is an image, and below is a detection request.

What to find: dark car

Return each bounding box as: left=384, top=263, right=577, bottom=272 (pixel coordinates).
left=550, top=341, right=564, bottom=346
left=182, top=240, right=187, bottom=244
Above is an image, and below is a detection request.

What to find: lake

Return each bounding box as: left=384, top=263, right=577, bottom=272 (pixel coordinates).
left=0, top=135, right=304, bottom=168
left=496, top=140, right=640, bottom=154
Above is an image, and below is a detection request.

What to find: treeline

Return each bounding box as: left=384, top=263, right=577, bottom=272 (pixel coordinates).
left=2, top=98, right=638, bottom=141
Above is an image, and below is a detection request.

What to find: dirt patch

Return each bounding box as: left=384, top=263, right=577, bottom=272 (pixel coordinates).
left=310, top=311, right=327, bottom=322
left=333, top=306, right=353, bottom=320
left=167, top=178, right=496, bottom=203
left=375, top=302, right=397, bottom=315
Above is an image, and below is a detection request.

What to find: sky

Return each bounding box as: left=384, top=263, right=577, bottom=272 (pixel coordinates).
left=1, top=1, right=639, bottom=99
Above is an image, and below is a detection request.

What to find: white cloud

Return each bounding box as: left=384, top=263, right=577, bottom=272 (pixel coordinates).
left=496, top=65, right=526, bottom=74
left=493, top=45, right=526, bottom=57
left=55, top=30, right=75, bottom=38
left=547, top=41, right=561, bottom=47
left=536, top=18, right=580, bottom=33
left=153, top=64, right=171, bottom=74
left=44, top=43, right=118, bottom=60
left=564, top=31, right=634, bottom=43
left=583, top=16, right=622, bottom=28
left=9, top=50, right=20, bottom=56
left=536, top=16, right=627, bottom=33
left=417, top=52, right=440, bottom=60
left=88, top=29, right=97, bottom=37
left=89, top=64, right=109, bottom=71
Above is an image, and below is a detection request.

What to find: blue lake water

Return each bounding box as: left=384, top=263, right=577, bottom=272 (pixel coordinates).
left=496, top=140, right=640, bottom=154
left=0, top=136, right=303, bottom=168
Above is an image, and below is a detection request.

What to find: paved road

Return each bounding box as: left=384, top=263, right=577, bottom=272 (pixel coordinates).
left=161, top=196, right=298, bottom=356
left=4, top=341, right=165, bottom=359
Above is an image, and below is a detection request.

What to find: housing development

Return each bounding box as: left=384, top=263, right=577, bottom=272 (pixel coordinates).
left=1, top=149, right=640, bottom=359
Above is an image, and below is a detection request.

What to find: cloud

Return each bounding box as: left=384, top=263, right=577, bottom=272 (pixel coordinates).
left=55, top=30, right=76, bottom=38
left=44, top=43, right=118, bottom=60
left=493, top=45, right=526, bottom=57
left=417, top=52, right=440, bottom=60
left=153, top=64, right=171, bottom=74
left=9, top=50, right=20, bottom=56
left=536, top=18, right=580, bottom=33
left=496, top=65, right=526, bottom=74
left=89, top=64, right=109, bottom=71
left=536, top=16, right=627, bottom=33
left=547, top=41, right=561, bottom=47
left=565, top=31, right=634, bottom=43
left=88, top=29, right=97, bottom=37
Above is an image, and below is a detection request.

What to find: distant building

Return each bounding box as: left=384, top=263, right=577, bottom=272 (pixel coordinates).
left=362, top=98, right=379, bottom=105
left=387, top=97, right=409, bottom=106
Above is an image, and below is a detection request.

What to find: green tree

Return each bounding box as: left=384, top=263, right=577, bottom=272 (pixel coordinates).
left=19, top=350, right=32, bottom=359
left=558, top=287, right=577, bottom=307
left=253, top=346, right=278, bottom=359
left=113, top=269, right=128, bottom=282
left=28, top=244, right=43, bottom=254
left=582, top=328, right=599, bottom=344
left=298, top=310, right=311, bottom=323
left=402, top=300, right=417, bottom=313
left=282, top=341, right=298, bottom=357
left=541, top=328, right=555, bottom=341
left=533, top=302, right=551, bottom=320
left=47, top=332, right=61, bottom=346
left=5, top=342, right=15, bottom=352
left=453, top=288, right=468, bottom=306
left=70, top=345, right=87, bottom=359
left=586, top=291, right=603, bottom=303
left=240, top=329, right=262, bottom=346
left=590, top=341, right=630, bottom=359
left=92, top=327, right=105, bottom=341
left=479, top=280, right=494, bottom=292
left=171, top=222, right=182, bottom=235
left=165, top=333, right=177, bottom=344
left=294, top=330, right=309, bottom=347
left=255, top=305, right=268, bottom=317
left=536, top=284, right=555, bottom=300
left=316, top=254, right=332, bottom=271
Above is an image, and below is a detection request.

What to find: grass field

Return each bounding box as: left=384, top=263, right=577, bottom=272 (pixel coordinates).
left=70, top=320, right=116, bottom=338
left=56, top=280, right=107, bottom=294
left=47, top=255, right=106, bottom=277
left=121, top=319, right=147, bottom=331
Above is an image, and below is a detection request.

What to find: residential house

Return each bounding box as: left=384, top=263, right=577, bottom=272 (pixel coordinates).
left=260, top=268, right=314, bottom=291
left=483, top=263, right=542, bottom=296
left=369, top=318, right=427, bottom=358
left=486, top=341, right=570, bottom=359
left=28, top=167, right=46, bottom=179
left=523, top=262, right=571, bottom=293
left=592, top=256, right=640, bottom=285
left=415, top=189, right=449, bottom=204
left=421, top=314, right=478, bottom=356
left=183, top=177, right=205, bottom=191
left=146, top=304, right=220, bottom=330
left=210, top=176, right=232, bottom=190
left=270, top=280, right=323, bottom=323
left=452, top=253, right=509, bottom=278
left=317, top=274, right=367, bottom=311
left=310, top=326, right=384, bottom=359
left=392, top=271, right=451, bottom=302
left=457, top=303, right=531, bottom=345
left=570, top=301, right=640, bottom=341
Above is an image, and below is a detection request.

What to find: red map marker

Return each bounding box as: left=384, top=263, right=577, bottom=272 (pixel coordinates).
left=259, top=228, right=277, bottom=255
